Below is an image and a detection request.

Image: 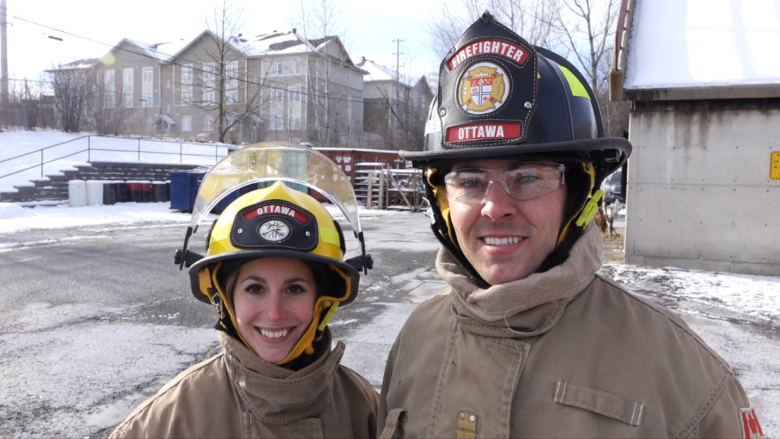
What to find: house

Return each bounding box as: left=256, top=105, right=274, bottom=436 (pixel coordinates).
left=609, top=0, right=780, bottom=276
left=159, top=29, right=367, bottom=146
left=356, top=57, right=434, bottom=151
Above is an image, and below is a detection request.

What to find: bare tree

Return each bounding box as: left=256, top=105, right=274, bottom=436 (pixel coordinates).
left=288, top=0, right=358, bottom=147
left=426, top=0, right=561, bottom=59
left=185, top=0, right=265, bottom=143
left=553, top=0, right=619, bottom=93
left=47, top=63, right=90, bottom=132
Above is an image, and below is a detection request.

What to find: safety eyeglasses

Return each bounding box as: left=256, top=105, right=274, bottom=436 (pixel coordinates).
left=444, top=163, right=566, bottom=204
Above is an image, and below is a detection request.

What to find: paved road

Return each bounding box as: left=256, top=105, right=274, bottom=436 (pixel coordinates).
left=0, top=211, right=776, bottom=438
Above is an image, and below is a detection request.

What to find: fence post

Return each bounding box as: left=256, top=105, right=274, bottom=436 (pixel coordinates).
left=88, top=136, right=91, bottom=162
left=180, top=142, right=183, bottom=163
left=40, top=150, right=43, bottom=178
left=138, top=138, right=141, bottom=161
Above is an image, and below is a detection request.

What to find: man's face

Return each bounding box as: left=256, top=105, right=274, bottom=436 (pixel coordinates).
left=446, top=159, right=567, bottom=285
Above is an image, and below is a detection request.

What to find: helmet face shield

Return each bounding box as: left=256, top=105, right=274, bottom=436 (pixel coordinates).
left=190, top=141, right=360, bottom=237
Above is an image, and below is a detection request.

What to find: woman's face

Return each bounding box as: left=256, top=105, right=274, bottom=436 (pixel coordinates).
left=232, top=257, right=317, bottom=363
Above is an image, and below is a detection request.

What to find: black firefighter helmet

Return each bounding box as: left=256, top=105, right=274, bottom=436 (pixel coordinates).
left=401, top=11, right=632, bottom=286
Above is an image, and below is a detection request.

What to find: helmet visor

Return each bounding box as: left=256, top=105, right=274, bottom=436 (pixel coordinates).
left=189, top=141, right=361, bottom=236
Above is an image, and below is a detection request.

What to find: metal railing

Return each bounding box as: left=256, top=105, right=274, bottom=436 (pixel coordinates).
left=0, top=135, right=232, bottom=183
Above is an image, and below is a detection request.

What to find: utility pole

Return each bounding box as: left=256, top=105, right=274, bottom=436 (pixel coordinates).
left=1, top=0, right=8, bottom=122
left=391, top=39, right=404, bottom=103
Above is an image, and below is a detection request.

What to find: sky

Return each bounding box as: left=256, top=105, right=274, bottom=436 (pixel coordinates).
left=4, top=0, right=441, bottom=87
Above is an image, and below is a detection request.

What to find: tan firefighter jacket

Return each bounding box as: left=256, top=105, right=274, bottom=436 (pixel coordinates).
left=110, top=329, right=378, bottom=439
left=378, top=227, right=758, bottom=439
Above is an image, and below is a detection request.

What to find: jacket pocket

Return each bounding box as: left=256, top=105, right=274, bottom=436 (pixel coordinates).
left=380, top=408, right=408, bottom=439
left=554, top=380, right=645, bottom=427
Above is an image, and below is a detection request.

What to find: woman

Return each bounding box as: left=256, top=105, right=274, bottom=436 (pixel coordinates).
left=110, top=179, right=378, bottom=438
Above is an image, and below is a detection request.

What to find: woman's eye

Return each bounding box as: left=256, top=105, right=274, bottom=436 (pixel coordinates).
left=244, top=283, right=264, bottom=294
left=287, top=284, right=308, bottom=295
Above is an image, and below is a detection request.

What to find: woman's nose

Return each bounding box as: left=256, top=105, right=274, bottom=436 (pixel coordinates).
left=264, top=295, right=288, bottom=321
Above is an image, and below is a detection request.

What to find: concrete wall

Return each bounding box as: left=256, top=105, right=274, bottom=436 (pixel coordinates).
left=626, top=102, right=780, bottom=275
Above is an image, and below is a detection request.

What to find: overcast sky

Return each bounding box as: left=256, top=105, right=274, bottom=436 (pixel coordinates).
left=4, top=0, right=440, bottom=86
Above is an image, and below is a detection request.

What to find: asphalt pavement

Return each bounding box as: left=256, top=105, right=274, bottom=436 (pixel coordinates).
left=0, top=210, right=776, bottom=438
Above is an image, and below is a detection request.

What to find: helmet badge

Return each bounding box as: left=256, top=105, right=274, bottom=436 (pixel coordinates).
left=458, top=62, right=509, bottom=114
left=258, top=219, right=291, bottom=242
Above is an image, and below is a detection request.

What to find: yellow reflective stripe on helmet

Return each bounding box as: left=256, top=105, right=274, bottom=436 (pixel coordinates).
left=320, top=227, right=341, bottom=248
left=558, top=65, right=590, bottom=99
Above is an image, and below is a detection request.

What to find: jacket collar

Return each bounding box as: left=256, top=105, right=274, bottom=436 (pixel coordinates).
left=439, top=226, right=603, bottom=334
left=220, top=329, right=343, bottom=423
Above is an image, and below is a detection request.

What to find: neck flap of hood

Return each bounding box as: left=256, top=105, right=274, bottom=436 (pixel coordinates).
left=219, top=329, right=343, bottom=423
left=438, top=225, right=603, bottom=323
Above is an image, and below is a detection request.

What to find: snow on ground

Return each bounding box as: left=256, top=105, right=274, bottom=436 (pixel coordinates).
left=0, top=130, right=232, bottom=192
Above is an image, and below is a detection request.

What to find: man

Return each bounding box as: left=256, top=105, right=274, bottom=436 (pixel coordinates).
left=378, top=12, right=764, bottom=439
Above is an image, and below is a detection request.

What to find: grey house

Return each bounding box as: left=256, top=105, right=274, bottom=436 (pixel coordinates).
left=356, top=57, right=433, bottom=151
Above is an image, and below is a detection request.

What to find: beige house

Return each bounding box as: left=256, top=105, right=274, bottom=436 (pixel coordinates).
left=157, top=29, right=367, bottom=146
left=356, top=58, right=433, bottom=151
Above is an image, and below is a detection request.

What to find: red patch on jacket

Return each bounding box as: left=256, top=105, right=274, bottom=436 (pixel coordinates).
left=741, top=408, right=765, bottom=439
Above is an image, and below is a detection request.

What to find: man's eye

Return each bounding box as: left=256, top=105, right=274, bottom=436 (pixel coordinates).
left=457, top=175, right=487, bottom=188
left=510, top=172, right=542, bottom=185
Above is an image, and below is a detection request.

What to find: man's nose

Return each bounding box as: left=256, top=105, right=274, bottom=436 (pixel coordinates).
left=481, top=180, right=517, bottom=220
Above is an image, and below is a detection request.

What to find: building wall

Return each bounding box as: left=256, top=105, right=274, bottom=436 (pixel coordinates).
left=625, top=101, right=780, bottom=275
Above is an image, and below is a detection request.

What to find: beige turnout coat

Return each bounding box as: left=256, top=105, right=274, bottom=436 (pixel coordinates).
left=378, top=227, right=756, bottom=438
left=111, top=330, right=378, bottom=439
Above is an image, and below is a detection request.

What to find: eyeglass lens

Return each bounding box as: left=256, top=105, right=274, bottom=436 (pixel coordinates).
left=444, top=163, right=565, bottom=202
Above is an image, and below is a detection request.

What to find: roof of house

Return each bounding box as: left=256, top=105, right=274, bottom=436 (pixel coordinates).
left=611, top=0, right=780, bottom=100
left=356, top=58, right=415, bottom=87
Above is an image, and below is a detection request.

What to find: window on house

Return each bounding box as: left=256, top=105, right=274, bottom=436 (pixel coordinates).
left=142, top=67, right=153, bottom=84
left=104, top=69, right=115, bottom=108
left=226, top=61, right=239, bottom=104
left=141, top=92, right=153, bottom=107
left=270, top=113, right=283, bottom=131
left=203, top=63, right=216, bottom=104
left=182, top=64, right=193, bottom=83
left=288, top=85, right=301, bottom=102
left=182, top=115, right=192, bottom=132
left=271, top=88, right=284, bottom=102
left=204, top=63, right=215, bottom=84
left=292, top=59, right=302, bottom=75
left=181, top=85, right=193, bottom=105
left=122, top=68, right=134, bottom=108
left=204, top=115, right=214, bottom=131
left=203, top=89, right=215, bottom=104
left=226, top=89, right=238, bottom=104
left=227, top=61, right=238, bottom=79
left=271, top=60, right=283, bottom=76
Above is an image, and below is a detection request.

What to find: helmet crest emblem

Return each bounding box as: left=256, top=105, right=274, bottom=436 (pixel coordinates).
left=458, top=62, right=509, bottom=114
left=258, top=219, right=291, bottom=242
